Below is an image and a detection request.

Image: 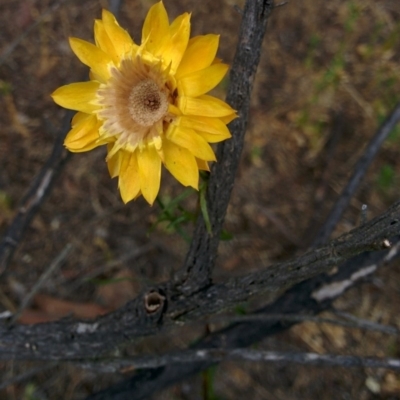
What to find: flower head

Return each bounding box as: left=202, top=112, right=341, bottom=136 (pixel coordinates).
left=52, top=1, right=236, bottom=205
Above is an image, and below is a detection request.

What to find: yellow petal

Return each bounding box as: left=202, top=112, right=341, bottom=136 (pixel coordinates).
left=212, top=57, right=223, bottom=65
left=94, top=19, right=119, bottom=64
left=168, top=103, right=182, bottom=116
left=137, top=146, right=161, bottom=205
left=118, top=151, right=141, bottom=203
left=52, top=81, right=100, bottom=113
left=196, top=158, right=210, bottom=171
left=196, top=130, right=231, bottom=143
left=175, top=34, right=219, bottom=79
left=220, top=113, right=238, bottom=124
left=106, top=143, right=121, bottom=178
left=71, top=111, right=90, bottom=127
left=178, top=94, right=235, bottom=117
left=64, top=114, right=102, bottom=152
left=163, top=139, right=198, bottom=189
left=142, top=1, right=169, bottom=56
left=178, top=63, right=228, bottom=97
left=101, top=9, right=136, bottom=60
left=166, top=124, right=216, bottom=161
left=69, top=37, right=113, bottom=82
left=163, top=12, right=190, bottom=74
left=178, top=116, right=231, bottom=136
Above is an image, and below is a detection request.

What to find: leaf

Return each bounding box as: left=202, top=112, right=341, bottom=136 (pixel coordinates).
left=199, top=181, right=212, bottom=235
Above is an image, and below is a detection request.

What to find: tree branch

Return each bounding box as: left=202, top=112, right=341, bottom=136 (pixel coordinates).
left=81, top=349, right=400, bottom=373
left=0, top=363, right=58, bottom=391
left=0, top=203, right=399, bottom=361
left=181, top=0, right=274, bottom=293
left=10, top=244, right=73, bottom=324
left=313, top=100, right=400, bottom=247
left=208, top=313, right=400, bottom=336
left=86, top=236, right=400, bottom=399
left=0, top=111, right=73, bottom=276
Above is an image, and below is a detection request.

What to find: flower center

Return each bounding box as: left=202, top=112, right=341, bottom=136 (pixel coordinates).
left=96, top=57, right=172, bottom=152
left=129, top=79, right=168, bottom=127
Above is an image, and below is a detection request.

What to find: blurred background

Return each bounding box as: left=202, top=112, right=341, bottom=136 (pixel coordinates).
left=0, top=0, right=400, bottom=398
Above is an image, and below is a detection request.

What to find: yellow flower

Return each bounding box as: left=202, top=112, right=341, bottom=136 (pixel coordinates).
left=52, top=2, right=236, bottom=205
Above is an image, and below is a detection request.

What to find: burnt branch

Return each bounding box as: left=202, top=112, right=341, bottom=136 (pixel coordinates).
left=10, top=244, right=73, bottom=324
left=313, top=101, right=400, bottom=247
left=86, top=237, right=400, bottom=400
left=181, top=0, right=274, bottom=293
left=0, top=207, right=399, bottom=361
left=82, top=349, right=400, bottom=372
left=207, top=313, right=400, bottom=335
left=0, top=110, right=73, bottom=276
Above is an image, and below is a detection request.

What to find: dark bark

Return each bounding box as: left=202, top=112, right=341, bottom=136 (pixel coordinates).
left=181, top=0, right=274, bottom=293
left=0, top=203, right=399, bottom=361
left=87, top=238, right=400, bottom=399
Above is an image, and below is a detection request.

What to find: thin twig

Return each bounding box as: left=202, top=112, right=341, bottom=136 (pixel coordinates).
left=274, top=1, right=289, bottom=7
left=67, top=243, right=154, bottom=292
left=332, top=309, right=399, bottom=335
left=0, top=363, right=57, bottom=391
left=303, top=109, right=345, bottom=246
left=313, top=100, right=400, bottom=247
left=211, top=313, right=399, bottom=336
left=9, top=244, right=73, bottom=324
left=109, top=0, right=122, bottom=16
left=81, top=349, right=400, bottom=373
left=0, top=110, right=73, bottom=276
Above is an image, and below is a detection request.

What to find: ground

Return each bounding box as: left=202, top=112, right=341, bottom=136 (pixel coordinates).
left=0, top=0, right=400, bottom=399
